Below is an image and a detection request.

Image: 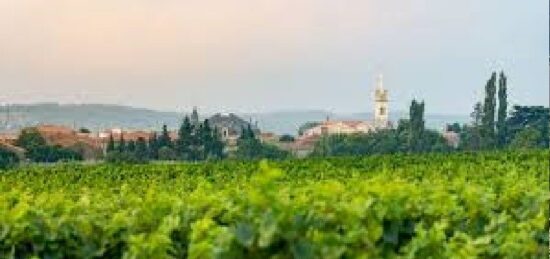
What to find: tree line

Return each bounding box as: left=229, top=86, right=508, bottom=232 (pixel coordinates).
left=104, top=114, right=289, bottom=164
left=0, top=71, right=547, bottom=168
left=14, top=128, right=83, bottom=163
left=105, top=117, right=226, bottom=163
left=312, top=71, right=549, bottom=157
left=312, top=98, right=450, bottom=156
left=453, top=72, right=549, bottom=150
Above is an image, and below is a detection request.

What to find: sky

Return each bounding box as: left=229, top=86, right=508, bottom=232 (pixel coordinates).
left=0, top=0, right=548, bottom=114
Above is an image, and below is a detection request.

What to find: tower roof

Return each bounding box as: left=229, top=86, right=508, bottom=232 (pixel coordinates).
left=376, top=74, right=384, bottom=90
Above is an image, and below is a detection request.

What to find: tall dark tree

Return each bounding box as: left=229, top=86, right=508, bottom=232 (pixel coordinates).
left=148, top=132, right=159, bottom=159
left=239, top=123, right=256, bottom=141
left=496, top=71, right=508, bottom=147
left=408, top=99, right=425, bottom=152
left=135, top=137, right=149, bottom=161
left=158, top=124, right=172, bottom=148
left=199, top=119, right=214, bottom=159
left=176, top=116, right=193, bottom=160
left=118, top=133, right=126, bottom=153
left=459, top=102, right=484, bottom=151
left=188, top=123, right=203, bottom=161
left=106, top=134, right=115, bottom=153
left=126, top=140, right=136, bottom=153
left=481, top=72, right=497, bottom=148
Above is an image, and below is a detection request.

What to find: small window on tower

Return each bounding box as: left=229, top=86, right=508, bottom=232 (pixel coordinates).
left=380, top=107, right=386, bottom=115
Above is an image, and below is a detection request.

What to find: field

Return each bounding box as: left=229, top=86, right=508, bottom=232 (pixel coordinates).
left=0, top=151, right=548, bottom=258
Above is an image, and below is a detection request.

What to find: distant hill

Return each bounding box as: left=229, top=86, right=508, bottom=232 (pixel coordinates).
left=0, top=104, right=469, bottom=135
left=0, top=103, right=182, bottom=132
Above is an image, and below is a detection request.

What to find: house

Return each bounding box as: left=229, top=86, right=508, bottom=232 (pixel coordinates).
left=294, top=74, right=392, bottom=156
left=0, top=133, right=18, bottom=145
left=99, top=129, right=154, bottom=142
left=0, top=141, right=25, bottom=160
left=289, top=134, right=321, bottom=158
left=302, top=120, right=376, bottom=137
left=442, top=130, right=460, bottom=148
left=12, top=125, right=104, bottom=160
left=259, top=132, right=278, bottom=144
left=208, top=113, right=259, bottom=144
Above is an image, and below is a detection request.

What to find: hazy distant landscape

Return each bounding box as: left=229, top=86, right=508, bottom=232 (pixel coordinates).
left=0, top=1, right=547, bottom=257
left=0, top=103, right=469, bottom=135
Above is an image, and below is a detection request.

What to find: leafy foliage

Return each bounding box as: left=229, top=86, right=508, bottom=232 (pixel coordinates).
left=506, top=106, right=549, bottom=148
left=15, top=128, right=83, bottom=163
left=235, top=126, right=289, bottom=160
left=15, top=128, right=46, bottom=150
left=509, top=127, right=543, bottom=149
left=311, top=119, right=450, bottom=157
left=279, top=134, right=295, bottom=142
left=0, top=147, right=19, bottom=170
left=105, top=151, right=145, bottom=164
left=0, top=151, right=547, bottom=258
left=25, top=145, right=83, bottom=163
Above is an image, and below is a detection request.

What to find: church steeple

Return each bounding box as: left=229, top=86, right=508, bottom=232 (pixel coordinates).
left=374, top=74, right=389, bottom=128
left=376, top=74, right=384, bottom=90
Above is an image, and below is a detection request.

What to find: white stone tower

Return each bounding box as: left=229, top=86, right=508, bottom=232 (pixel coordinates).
left=374, top=74, right=389, bottom=128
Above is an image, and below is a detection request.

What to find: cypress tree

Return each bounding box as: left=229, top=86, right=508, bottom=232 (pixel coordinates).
left=497, top=71, right=508, bottom=147
left=461, top=102, right=484, bottom=151
left=189, top=123, right=203, bottom=161
left=135, top=137, right=149, bottom=161
left=118, top=133, right=126, bottom=153
left=176, top=116, right=193, bottom=160
left=148, top=132, right=159, bottom=160
left=126, top=140, right=136, bottom=153
left=200, top=119, right=214, bottom=159
left=158, top=124, right=171, bottom=148
left=246, top=124, right=256, bottom=139
left=408, top=99, right=425, bottom=152
left=106, top=134, right=115, bottom=153
left=239, top=127, right=248, bottom=141
left=481, top=72, right=497, bottom=148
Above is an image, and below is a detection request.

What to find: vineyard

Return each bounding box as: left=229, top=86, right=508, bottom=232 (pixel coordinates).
left=0, top=150, right=548, bottom=258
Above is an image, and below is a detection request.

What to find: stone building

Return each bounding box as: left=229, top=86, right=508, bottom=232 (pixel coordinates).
left=208, top=113, right=259, bottom=145
left=293, top=74, right=392, bottom=156
left=374, top=74, right=390, bottom=129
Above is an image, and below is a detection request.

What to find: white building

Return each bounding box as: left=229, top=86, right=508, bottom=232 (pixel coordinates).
left=302, top=121, right=375, bottom=137
left=301, top=74, right=391, bottom=137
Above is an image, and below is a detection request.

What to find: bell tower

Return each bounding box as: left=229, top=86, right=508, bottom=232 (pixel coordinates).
left=374, top=74, right=389, bottom=128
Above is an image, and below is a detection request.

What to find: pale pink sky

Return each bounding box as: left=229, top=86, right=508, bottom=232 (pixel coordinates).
left=1, top=0, right=548, bottom=113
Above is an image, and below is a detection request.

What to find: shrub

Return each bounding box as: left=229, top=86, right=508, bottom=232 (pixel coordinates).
left=0, top=147, right=19, bottom=170
left=105, top=151, right=144, bottom=164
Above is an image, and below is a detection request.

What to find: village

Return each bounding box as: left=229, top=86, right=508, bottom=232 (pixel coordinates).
left=0, top=75, right=461, bottom=162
